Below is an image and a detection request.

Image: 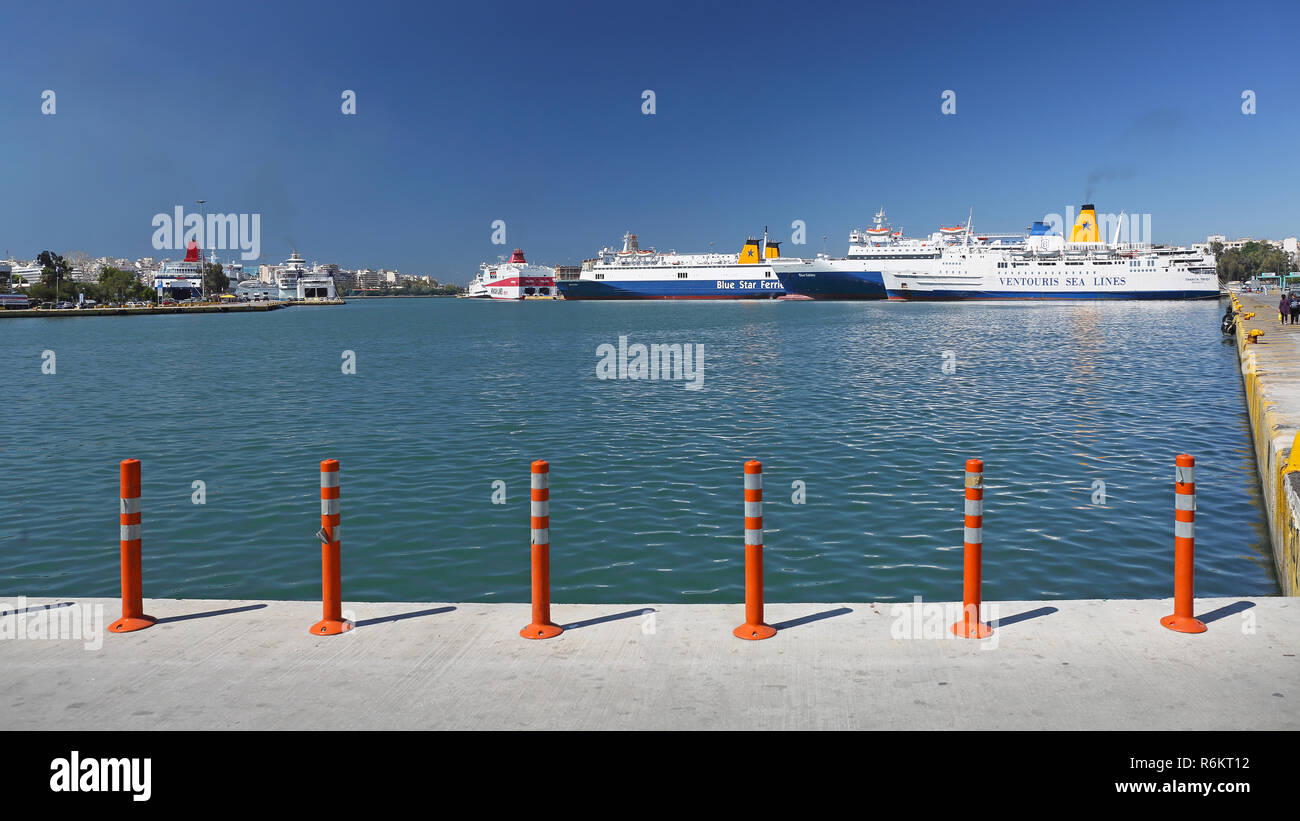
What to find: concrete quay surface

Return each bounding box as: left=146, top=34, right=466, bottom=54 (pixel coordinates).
left=1, top=595, right=1296, bottom=730
left=1233, top=290, right=1300, bottom=594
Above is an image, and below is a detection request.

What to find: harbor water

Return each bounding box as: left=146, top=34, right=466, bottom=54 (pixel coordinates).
left=0, top=298, right=1278, bottom=603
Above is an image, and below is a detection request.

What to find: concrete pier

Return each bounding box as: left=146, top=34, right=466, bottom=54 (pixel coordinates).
left=1232, top=290, right=1300, bottom=594
left=1, top=595, right=1295, bottom=730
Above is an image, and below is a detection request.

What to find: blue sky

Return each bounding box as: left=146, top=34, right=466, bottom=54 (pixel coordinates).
left=1, top=0, right=1297, bottom=281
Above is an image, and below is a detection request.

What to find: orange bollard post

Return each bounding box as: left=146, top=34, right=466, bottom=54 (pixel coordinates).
left=521, top=460, right=563, bottom=639
left=734, top=460, right=776, bottom=640
left=110, top=459, right=155, bottom=633
left=310, top=459, right=352, bottom=635
left=951, top=458, right=993, bottom=639
left=1162, top=454, right=1207, bottom=633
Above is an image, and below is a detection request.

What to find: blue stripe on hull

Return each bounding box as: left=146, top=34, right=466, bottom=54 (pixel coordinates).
left=774, top=270, right=886, bottom=299
left=886, top=289, right=1222, bottom=301
left=558, top=279, right=784, bottom=300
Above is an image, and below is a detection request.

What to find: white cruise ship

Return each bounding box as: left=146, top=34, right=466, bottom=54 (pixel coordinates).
left=884, top=205, right=1219, bottom=300
left=465, top=249, right=557, bottom=299
left=556, top=232, right=784, bottom=300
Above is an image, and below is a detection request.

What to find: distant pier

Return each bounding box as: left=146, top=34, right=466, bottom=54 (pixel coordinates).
left=0, top=300, right=340, bottom=319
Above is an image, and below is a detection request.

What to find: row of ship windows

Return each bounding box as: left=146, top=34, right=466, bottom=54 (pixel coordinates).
left=988, top=260, right=1161, bottom=268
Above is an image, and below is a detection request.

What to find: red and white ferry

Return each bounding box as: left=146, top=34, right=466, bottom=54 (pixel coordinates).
left=465, top=249, right=557, bottom=299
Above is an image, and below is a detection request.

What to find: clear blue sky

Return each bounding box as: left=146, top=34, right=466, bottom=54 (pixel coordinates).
left=1, top=0, right=1297, bottom=281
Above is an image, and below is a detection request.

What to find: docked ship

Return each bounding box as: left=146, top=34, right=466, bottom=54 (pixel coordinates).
left=465, top=249, right=557, bottom=299
left=884, top=205, right=1219, bottom=300
left=153, top=241, right=206, bottom=299
left=275, top=251, right=337, bottom=300
left=768, top=208, right=947, bottom=299
left=556, top=232, right=784, bottom=300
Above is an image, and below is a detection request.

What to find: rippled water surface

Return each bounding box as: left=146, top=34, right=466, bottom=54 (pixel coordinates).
left=0, top=298, right=1278, bottom=603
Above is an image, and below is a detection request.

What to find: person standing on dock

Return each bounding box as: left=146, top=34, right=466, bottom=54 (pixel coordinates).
left=1280, top=292, right=1291, bottom=324
left=1290, top=293, right=1300, bottom=325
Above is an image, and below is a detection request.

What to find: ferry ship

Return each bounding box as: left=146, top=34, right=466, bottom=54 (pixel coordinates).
left=275, top=251, right=337, bottom=300
left=769, top=208, right=948, bottom=299
left=465, top=249, right=557, bottom=300
left=884, top=205, right=1219, bottom=300
left=153, top=241, right=206, bottom=299
left=556, top=232, right=784, bottom=300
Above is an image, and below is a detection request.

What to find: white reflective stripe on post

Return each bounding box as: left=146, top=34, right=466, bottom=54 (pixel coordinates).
left=120, top=497, right=140, bottom=515
left=531, top=527, right=549, bottom=545
left=329, top=525, right=341, bottom=543
left=745, top=528, right=763, bottom=545
left=531, top=500, right=548, bottom=517
left=320, top=471, right=339, bottom=488
left=1175, top=466, right=1195, bottom=484
left=964, top=527, right=982, bottom=544
left=322, top=498, right=339, bottom=516
left=965, top=498, right=983, bottom=517
left=1174, top=520, right=1195, bottom=539
left=744, top=500, right=761, bottom=518
left=1175, top=494, right=1196, bottom=511
left=120, top=524, right=141, bottom=542
left=744, top=473, right=762, bottom=491
left=531, top=472, right=548, bottom=490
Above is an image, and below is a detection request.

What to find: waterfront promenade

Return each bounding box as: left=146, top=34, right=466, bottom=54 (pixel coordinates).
left=2, top=595, right=1294, bottom=730
left=1233, top=290, right=1300, bottom=594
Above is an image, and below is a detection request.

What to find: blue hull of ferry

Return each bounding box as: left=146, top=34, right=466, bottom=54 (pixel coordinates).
left=558, top=279, right=784, bottom=300
left=774, top=269, right=886, bottom=299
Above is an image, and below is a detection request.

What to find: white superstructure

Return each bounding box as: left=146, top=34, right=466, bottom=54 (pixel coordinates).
left=465, top=249, right=557, bottom=299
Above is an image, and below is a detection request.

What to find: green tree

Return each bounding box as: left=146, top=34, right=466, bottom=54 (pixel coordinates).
left=98, top=266, right=139, bottom=302
left=202, top=261, right=228, bottom=296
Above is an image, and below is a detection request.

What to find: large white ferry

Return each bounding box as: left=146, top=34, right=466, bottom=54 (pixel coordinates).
left=465, top=249, right=557, bottom=299
left=556, top=232, right=784, bottom=300
left=884, top=205, right=1219, bottom=300
left=154, top=241, right=206, bottom=299
left=275, top=251, right=337, bottom=300
left=770, top=208, right=950, bottom=299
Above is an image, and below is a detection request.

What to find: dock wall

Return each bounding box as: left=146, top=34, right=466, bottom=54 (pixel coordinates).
left=1234, top=291, right=1300, bottom=594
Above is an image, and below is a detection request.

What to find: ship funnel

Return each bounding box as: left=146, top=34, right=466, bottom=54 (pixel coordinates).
left=509, top=249, right=527, bottom=263
left=738, top=237, right=762, bottom=264
left=1070, top=204, right=1100, bottom=243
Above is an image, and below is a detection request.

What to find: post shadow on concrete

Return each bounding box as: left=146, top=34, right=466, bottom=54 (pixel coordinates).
left=772, top=606, right=853, bottom=631
left=355, top=606, right=456, bottom=628
left=988, top=606, right=1058, bottom=629
left=155, top=603, right=268, bottom=624
left=0, top=601, right=75, bottom=616
left=1198, top=600, right=1255, bottom=624
left=561, top=608, right=654, bottom=631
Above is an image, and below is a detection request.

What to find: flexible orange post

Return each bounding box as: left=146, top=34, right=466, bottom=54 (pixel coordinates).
left=951, top=458, right=993, bottom=639
left=310, top=459, right=352, bottom=635
left=734, top=460, right=776, bottom=640
left=521, top=460, right=563, bottom=639
left=110, top=459, right=155, bottom=633
left=1162, top=454, right=1206, bottom=633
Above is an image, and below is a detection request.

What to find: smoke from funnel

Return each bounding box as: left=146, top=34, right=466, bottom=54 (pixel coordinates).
left=1084, top=167, right=1136, bottom=202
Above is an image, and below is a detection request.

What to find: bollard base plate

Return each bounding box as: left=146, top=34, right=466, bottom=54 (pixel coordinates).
left=109, top=615, right=156, bottom=633
left=1160, top=614, right=1207, bottom=634
left=520, top=622, right=564, bottom=640
left=310, top=619, right=353, bottom=636
left=733, top=622, right=777, bottom=641
left=951, top=620, right=993, bottom=639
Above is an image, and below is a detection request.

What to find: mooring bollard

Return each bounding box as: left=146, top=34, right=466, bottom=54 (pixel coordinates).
left=951, top=458, right=993, bottom=639
left=310, top=459, right=352, bottom=635
left=110, top=459, right=155, bottom=633
left=734, top=459, right=776, bottom=640
left=1161, top=453, right=1206, bottom=633
left=521, top=460, right=563, bottom=639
